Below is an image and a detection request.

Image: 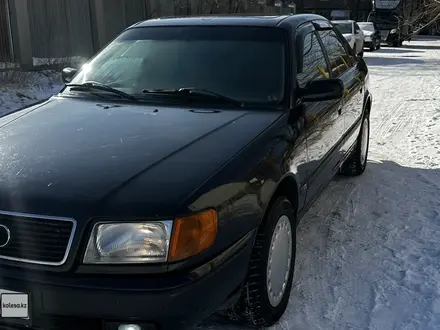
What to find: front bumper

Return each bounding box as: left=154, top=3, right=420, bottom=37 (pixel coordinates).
left=0, top=232, right=256, bottom=330
left=364, top=38, right=376, bottom=47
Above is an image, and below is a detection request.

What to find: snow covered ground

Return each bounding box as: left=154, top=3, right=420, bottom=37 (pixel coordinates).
left=0, top=70, right=62, bottom=115
left=199, top=38, right=440, bottom=329
left=1, top=37, right=440, bottom=330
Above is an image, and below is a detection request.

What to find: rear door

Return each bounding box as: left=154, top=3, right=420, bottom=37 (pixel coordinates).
left=295, top=22, right=345, bottom=203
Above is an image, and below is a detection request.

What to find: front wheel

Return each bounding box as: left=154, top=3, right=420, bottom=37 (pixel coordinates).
left=228, top=197, right=296, bottom=327
left=340, top=116, right=370, bottom=176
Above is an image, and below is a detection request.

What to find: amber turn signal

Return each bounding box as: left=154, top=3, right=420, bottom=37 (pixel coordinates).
left=168, top=209, right=218, bottom=262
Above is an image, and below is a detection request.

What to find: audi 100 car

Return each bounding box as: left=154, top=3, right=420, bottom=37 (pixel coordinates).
left=0, top=14, right=372, bottom=330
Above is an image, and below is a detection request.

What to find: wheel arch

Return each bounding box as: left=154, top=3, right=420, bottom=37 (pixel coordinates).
left=363, top=92, right=373, bottom=117
left=260, top=173, right=300, bottom=228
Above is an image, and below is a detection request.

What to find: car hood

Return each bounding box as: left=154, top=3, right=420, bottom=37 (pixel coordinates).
left=0, top=97, right=281, bottom=217
left=363, top=31, right=373, bottom=36
left=343, top=33, right=354, bottom=39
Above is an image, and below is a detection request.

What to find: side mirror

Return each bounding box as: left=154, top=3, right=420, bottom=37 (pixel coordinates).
left=299, top=79, right=344, bottom=102
left=61, top=67, right=78, bottom=84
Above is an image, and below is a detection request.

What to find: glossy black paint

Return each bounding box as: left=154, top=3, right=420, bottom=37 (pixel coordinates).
left=0, top=14, right=372, bottom=330
left=61, top=67, right=77, bottom=83
left=299, top=79, right=345, bottom=102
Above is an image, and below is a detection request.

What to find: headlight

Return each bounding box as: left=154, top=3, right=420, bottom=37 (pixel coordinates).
left=83, top=221, right=173, bottom=264
left=83, top=209, right=218, bottom=264
left=390, top=29, right=397, bottom=34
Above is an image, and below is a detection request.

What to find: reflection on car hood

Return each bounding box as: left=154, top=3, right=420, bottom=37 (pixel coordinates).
left=363, top=31, right=373, bottom=36
left=0, top=97, right=281, bottom=216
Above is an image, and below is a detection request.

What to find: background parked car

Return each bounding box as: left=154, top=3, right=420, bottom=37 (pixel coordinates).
left=332, top=20, right=365, bottom=56
left=358, top=21, right=382, bottom=51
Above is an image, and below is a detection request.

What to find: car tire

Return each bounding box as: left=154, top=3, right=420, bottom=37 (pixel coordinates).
left=340, top=115, right=370, bottom=176
left=370, top=42, right=375, bottom=51
left=393, top=39, right=401, bottom=47
left=227, top=196, right=296, bottom=327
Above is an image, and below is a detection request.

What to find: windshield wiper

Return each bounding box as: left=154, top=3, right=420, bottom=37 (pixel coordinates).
left=66, top=82, right=138, bottom=102
left=142, top=88, right=244, bottom=108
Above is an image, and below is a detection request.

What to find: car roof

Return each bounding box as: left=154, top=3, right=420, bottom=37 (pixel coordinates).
left=133, top=14, right=327, bottom=30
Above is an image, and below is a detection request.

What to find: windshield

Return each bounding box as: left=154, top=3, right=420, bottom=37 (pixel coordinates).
left=67, top=26, right=287, bottom=104
left=333, top=22, right=353, bottom=34
left=375, top=0, right=401, bottom=10
left=359, top=23, right=374, bottom=32
left=370, top=10, right=399, bottom=25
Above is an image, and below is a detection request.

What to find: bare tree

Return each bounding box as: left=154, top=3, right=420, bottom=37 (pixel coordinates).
left=396, top=0, right=440, bottom=35
left=412, top=0, right=440, bottom=34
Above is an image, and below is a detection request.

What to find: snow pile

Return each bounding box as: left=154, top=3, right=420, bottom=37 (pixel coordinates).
left=0, top=70, right=63, bottom=116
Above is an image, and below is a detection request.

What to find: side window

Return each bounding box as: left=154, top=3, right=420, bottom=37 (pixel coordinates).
left=297, top=31, right=329, bottom=88
left=318, top=29, right=353, bottom=78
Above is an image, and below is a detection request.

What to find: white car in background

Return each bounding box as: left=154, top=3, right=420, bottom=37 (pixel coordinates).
left=358, top=21, right=382, bottom=51
left=332, top=20, right=365, bottom=56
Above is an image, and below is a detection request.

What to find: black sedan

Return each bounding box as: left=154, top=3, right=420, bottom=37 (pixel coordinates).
left=0, top=14, right=372, bottom=330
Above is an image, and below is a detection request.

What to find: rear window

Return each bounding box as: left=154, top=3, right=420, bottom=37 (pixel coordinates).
left=333, top=22, right=353, bottom=34
left=359, top=23, right=375, bottom=32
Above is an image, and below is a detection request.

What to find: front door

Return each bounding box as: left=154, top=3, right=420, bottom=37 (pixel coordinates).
left=317, top=27, right=364, bottom=155
left=296, top=23, right=345, bottom=203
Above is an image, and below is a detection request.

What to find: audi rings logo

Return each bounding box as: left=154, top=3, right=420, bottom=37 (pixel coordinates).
left=0, top=225, right=11, bottom=248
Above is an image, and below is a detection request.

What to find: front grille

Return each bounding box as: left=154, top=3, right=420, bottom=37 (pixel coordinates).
left=0, top=211, right=76, bottom=266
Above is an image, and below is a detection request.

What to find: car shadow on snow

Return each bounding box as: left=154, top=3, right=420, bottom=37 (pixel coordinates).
left=197, top=160, right=440, bottom=330
left=400, top=43, right=440, bottom=51
left=364, top=56, right=427, bottom=66
left=374, top=47, right=422, bottom=54
left=279, top=160, right=440, bottom=330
